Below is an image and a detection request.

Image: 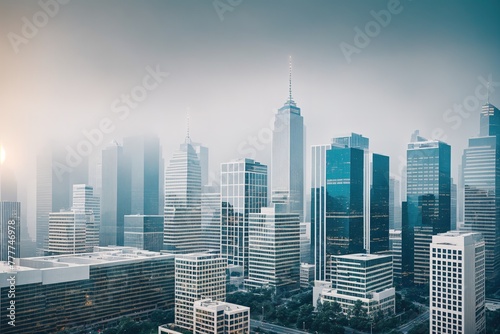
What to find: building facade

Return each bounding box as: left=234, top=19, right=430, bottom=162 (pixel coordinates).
left=245, top=204, right=300, bottom=292
left=124, top=214, right=164, bottom=251
left=406, top=131, right=451, bottom=285
left=72, top=184, right=100, bottom=251
left=221, top=159, right=267, bottom=277
left=193, top=299, right=250, bottom=334
left=0, top=247, right=175, bottom=334
left=175, top=253, right=227, bottom=330
left=430, top=231, right=485, bottom=334
left=0, top=201, right=21, bottom=261
left=48, top=211, right=87, bottom=255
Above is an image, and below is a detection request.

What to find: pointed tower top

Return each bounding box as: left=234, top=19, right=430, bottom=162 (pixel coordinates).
left=288, top=55, right=293, bottom=102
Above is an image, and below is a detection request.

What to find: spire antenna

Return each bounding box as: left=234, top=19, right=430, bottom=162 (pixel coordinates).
left=186, top=108, right=191, bottom=144
left=288, top=55, right=293, bottom=102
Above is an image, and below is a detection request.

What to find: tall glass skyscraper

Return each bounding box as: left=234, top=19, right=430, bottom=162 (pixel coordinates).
left=462, top=102, right=500, bottom=280
left=370, top=153, right=390, bottom=253
left=100, top=142, right=130, bottom=247
left=123, top=135, right=162, bottom=215
left=221, top=158, right=267, bottom=276
left=271, top=57, right=304, bottom=220
left=406, top=131, right=451, bottom=285
left=163, top=136, right=203, bottom=253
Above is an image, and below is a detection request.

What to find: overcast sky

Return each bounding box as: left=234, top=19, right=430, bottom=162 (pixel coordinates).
left=1, top=0, right=499, bottom=235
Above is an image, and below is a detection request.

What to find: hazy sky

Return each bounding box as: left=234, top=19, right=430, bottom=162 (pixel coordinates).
left=1, top=0, right=500, bottom=235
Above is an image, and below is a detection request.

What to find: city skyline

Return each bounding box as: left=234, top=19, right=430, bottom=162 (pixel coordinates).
left=1, top=1, right=500, bottom=238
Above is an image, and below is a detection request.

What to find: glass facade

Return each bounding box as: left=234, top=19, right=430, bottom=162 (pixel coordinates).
left=0, top=201, right=21, bottom=261
left=164, top=139, right=203, bottom=253
left=0, top=249, right=175, bottom=334
left=271, top=97, right=304, bottom=220
left=124, top=214, right=164, bottom=251
left=370, top=153, right=390, bottom=253
left=221, top=159, right=267, bottom=276
left=406, top=135, right=451, bottom=285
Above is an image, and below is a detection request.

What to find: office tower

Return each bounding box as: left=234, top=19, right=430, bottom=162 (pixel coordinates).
left=370, top=153, right=390, bottom=253
left=0, top=247, right=174, bottom=334
left=192, top=299, right=250, bottom=334
left=319, top=253, right=395, bottom=316
left=300, top=263, right=315, bottom=289
left=72, top=184, right=100, bottom=251
left=245, top=204, right=300, bottom=292
left=0, top=164, right=17, bottom=202
left=401, top=201, right=414, bottom=286
left=221, top=158, right=267, bottom=276
left=406, top=131, right=451, bottom=285
left=462, top=102, right=500, bottom=280
left=430, top=231, right=485, bottom=334
left=389, top=229, right=402, bottom=286
left=48, top=211, right=86, bottom=255
left=124, top=214, right=163, bottom=251
left=192, top=142, right=209, bottom=189
left=300, top=222, right=311, bottom=263
left=164, top=136, right=203, bottom=253
left=0, top=202, right=21, bottom=261
left=123, top=135, right=161, bottom=215
left=271, top=57, right=305, bottom=221
left=36, top=146, right=88, bottom=255
left=451, top=181, right=457, bottom=230
left=457, top=163, right=464, bottom=226
left=100, top=142, right=130, bottom=247
left=389, top=177, right=402, bottom=230
left=201, top=191, right=221, bottom=251
left=174, top=253, right=227, bottom=331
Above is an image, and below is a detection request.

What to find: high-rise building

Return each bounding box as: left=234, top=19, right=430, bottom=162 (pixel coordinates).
left=389, top=177, right=402, bottom=230
left=72, top=184, right=100, bottom=251
left=123, top=135, right=162, bottom=215
left=221, top=158, right=267, bottom=276
left=271, top=57, right=305, bottom=221
left=319, top=253, right=395, bottom=316
left=48, top=211, right=87, bottom=255
left=193, top=299, right=250, bottom=334
left=430, top=231, right=485, bottom=334
left=370, top=153, right=390, bottom=253
left=36, top=146, right=88, bottom=254
left=389, top=229, right=402, bottom=286
left=0, top=164, right=17, bottom=202
left=245, top=204, right=300, bottom=292
left=175, top=253, right=227, bottom=331
left=192, top=142, right=209, bottom=189
left=0, top=247, right=175, bottom=334
left=401, top=201, right=414, bottom=286
left=300, top=222, right=311, bottom=263
left=0, top=202, right=21, bottom=261
left=451, top=181, right=457, bottom=230
left=100, top=142, right=130, bottom=247
left=201, top=191, right=221, bottom=251
left=124, top=214, right=163, bottom=251
left=406, top=131, right=451, bottom=285
left=164, top=136, right=203, bottom=253
left=462, top=102, right=500, bottom=280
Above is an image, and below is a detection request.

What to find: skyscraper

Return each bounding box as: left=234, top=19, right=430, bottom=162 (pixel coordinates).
left=123, top=135, right=162, bottom=215
left=100, top=142, right=130, bottom=247
left=72, top=184, right=100, bottom=251
left=245, top=204, right=301, bottom=292
left=192, top=142, right=209, bottom=189
left=175, top=253, right=226, bottom=331
left=164, top=135, right=203, bottom=253
left=271, top=57, right=304, bottom=221
left=221, top=158, right=267, bottom=277
left=370, top=153, right=390, bottom=253
left=36, top=146, right=88, bottom=254
left=406, top=131, right=451, bottom=285
left=430, top=231, right=485, bottom=334
left=389, top=177, right=402, bottom=230
left=0, top=201, right=21, bottom=261
left=462, top=102, right=500, bottom=280
left=48, top=211, right=87, bottom=255
left=124, top=214, right=163, bottom=252
left=201, top=191, right=221, bottom=251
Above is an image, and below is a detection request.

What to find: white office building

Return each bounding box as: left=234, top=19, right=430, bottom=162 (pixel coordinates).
left=319, top=253, right=395, bottom=316
left=193, top=299, right=250, bottom=334
left=430, top=231, right=485, bottom=334
left=175, top=253, right=227, bottom=331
